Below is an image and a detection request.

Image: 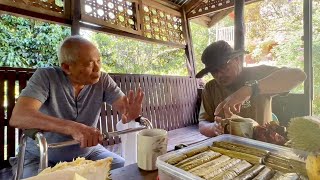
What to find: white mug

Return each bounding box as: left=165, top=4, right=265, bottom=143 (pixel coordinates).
left=137, top=129, right=168, bottom=171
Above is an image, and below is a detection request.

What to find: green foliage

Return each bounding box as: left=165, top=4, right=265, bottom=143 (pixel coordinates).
left=0, top=14, right=70, bottom=68
left=189, top=23, right=209, bottom=74
left=244, top=0, right=320, bottom=113
left=90, top=32, right=188, bottom=76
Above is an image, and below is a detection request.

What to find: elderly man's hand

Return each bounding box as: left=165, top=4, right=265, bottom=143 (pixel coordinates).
left=214, top=86, right=252, bottom=116
left=121, top=88, right=144, bottom=123
left=70, top=123, right=103, bottom=148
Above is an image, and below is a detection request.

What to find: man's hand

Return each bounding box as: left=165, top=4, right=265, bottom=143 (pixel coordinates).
left=211, top=116, right=224, bottom=136
left=214, top=86, right=252, bottom=116
left=199, top=116, right=224, bottom=137
left=121, top=88, right=144, bottom=123
left=70, top=123, right=103, bottom=148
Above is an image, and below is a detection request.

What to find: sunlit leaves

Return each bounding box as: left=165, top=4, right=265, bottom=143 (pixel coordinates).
left=0, top=14, right=71, bottom=68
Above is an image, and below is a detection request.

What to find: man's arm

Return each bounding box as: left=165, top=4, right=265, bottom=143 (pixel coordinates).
left=215, top=67, right=307, bottom=115
left=112, top=88, right=144, bottom=123
left=9, top=97, right=102, bottom=148
left=258, top=67, right=306, bottom=95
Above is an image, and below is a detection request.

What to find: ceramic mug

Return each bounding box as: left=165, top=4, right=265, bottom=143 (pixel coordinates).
left=137, top=129, right=168, bottom=171
left=223, top=118, right=255, bottom=138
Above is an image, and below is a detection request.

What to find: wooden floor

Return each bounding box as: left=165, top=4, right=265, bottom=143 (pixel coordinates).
left=1, top=124, right=207, bottom=180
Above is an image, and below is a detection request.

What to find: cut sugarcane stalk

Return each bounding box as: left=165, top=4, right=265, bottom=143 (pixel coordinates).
left=265, top=154, right=307, bottom=175
left=166, top=154, right=188, bottom=165
left=235, top=164, right=265, bottom=180
left=213, top=141, right=269, bottom=157
left=184, top=146, right=210, bottom=157
left=175, top=151, right=220, bottom=167
left=271, top=173, right=300, bottom=180
left=210, top=160, right=252, bottom=180
left=253, top=166, right=275, bottom=180
left=201, top=158, right=241, bottom=179
left=265, top=162, right=307, bottom=176
left=188, top=155, right=230, bottom=174
left=267, top=154, right=305, bottom=168
left=179, top=150, right=221, bottom=171
left=210, top=146, right=263, bottom=164
left=270, top=172, right=284, bottom=180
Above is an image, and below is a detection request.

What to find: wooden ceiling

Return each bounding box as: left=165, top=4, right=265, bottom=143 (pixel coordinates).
left=168, top=0, right=192, bottom=6
left=160, top=0, right=260, bottom=28
left=0, top=0, right=259, bottom=47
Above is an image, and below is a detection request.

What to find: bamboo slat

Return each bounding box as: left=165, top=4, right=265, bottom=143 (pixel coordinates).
left=6, top=71, right=16, bottom=158
left=0, top=71, right=5, bottom=168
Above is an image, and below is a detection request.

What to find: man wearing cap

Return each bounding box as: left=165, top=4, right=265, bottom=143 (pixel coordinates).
left=196, top=40, right=306, bottom=137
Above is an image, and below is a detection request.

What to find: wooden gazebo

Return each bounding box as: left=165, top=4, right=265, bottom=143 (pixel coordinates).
left=0, top=0, right=313, bottom=178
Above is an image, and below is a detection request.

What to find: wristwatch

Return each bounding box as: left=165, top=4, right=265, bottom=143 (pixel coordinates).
left=244, top=80, right=260, bottom=97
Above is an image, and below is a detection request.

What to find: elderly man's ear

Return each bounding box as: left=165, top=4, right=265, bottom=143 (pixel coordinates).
left=61, top=63, right=72, bottom=75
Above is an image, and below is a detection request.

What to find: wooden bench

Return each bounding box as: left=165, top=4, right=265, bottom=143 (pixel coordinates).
left=0, top=67, right=207, bottom=174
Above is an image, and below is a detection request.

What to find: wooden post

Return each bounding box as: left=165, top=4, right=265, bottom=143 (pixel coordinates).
left=234, top=0, right=245, bottom=62
left=181, top=7, right=196, bottom=78
left=303, top=0, right=312, bottom=115
left=71, top=0, right=81, bottom=35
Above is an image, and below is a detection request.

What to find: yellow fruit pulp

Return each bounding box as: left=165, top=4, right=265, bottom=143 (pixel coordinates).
left=306, top=154, right=320, bottom=180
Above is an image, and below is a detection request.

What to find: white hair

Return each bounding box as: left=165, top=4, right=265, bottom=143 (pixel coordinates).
left=57, top=35, right=94, bottom=65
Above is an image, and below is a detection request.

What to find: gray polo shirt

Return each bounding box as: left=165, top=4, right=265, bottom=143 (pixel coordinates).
left=20, top=67, right=124, bottom=163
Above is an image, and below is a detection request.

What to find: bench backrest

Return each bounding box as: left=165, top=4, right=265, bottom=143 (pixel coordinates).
left=0, top=67, right=200, bottom=168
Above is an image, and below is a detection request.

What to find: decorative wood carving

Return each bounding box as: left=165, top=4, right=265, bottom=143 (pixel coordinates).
left=81, top=0, right=141, bottom=35
left=188, top=0, right=256, bottom=19
left=141, top=0, right=185, bottom=44
left=0, top=0, right=66, bottom=18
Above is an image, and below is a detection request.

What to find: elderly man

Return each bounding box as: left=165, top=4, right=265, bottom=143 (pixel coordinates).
left=9, top=35, right=144, bottom=178
left=196, top=40, right=306, bottom=137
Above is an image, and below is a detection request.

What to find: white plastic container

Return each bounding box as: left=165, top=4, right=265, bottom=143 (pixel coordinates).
left=116, top=120, right=143, bottom=166
left=156, top=134, right=307, bottom=180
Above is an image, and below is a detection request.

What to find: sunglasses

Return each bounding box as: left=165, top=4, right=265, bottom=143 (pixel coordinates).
left=209, top=57, right=237, bottom=74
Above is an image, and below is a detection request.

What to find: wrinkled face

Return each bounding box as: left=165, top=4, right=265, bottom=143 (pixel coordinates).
left=63, top=43, right=102, bottom=85
left=210, top=57, right=242, bottom=86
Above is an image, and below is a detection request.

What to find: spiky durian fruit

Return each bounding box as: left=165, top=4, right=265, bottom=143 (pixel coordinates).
left=287, top=116, right=320, bottom=180
left=24, top=157, right=113, bottom=180
left=288, top=116, right=320, bottom=153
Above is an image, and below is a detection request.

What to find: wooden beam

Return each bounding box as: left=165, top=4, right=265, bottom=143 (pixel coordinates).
left=181, top=7, right=196, bottom=77
left=183, top=0, right=206, bottom=14
left=190, top=17, right=209, bottom=28
left=234, top=0, right=245, bottom=66
left=303, top=0, right=313, bottom=114
left=64, top=0, right=71, bottom=20
left=71, top=0, right=81, bottom=35
left=234, top=0, right=245, bottom=51
left=188, top=0, right=260, bottom=19
left=79, top=22, right=186, bottom=49
left=0, top=0, right=66, bottom=18
left=0, top=4, right=71, bottom=25
left=81, top=15, right=141, bottom=35
left=197, top=15, right=212, bottom=22
left=142, top=0, right=181, bottom=17
left=207, top=8, right=233, bottom=27
left=153, top=0, right=180, bottom=10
